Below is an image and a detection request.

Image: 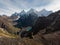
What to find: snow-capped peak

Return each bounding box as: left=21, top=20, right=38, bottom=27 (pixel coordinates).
left=38, top=9, right=53, bottom=16
left=40, top=9, right=47, bottom=12
left=20, top=10, right=26, bottom=15
left=27, top=8, right=38, bottom=14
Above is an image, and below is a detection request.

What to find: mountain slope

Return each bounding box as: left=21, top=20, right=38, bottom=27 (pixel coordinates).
left=0, top=28, right=18, bottom=38
left=0, top=16, right=20, bottom=34
left=27, top=8, right=38, bottom=14
left=38, top=9, right=52, bottom=16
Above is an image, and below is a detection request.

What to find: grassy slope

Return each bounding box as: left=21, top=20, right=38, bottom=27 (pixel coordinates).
left=0, top=28, right=18, bottom=38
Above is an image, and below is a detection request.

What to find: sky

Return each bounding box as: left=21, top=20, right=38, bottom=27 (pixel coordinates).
left=0, top=0, right=60, bottom=16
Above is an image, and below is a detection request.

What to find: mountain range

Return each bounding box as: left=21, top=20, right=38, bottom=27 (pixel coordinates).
left=10, top=9, right=53, bottom=20
left=10, top=9, right=53, bottom=28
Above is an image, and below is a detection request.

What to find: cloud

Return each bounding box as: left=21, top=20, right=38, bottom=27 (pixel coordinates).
left=43, top=0, right=60, bottom=11
left=0, top=0, right=60, bottom=16
left=11, top=0, right=52, bottom=8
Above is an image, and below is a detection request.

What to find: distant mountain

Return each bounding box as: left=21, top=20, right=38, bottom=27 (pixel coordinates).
left=10, top=10, right=26, bottom=21
left=11, top=9, right=53, bottom=28
left=15, top=9, right=38, bottom=28
left=20, top=10, right=26, bottom=15
left=10, top=9, right=52, bottom=21
left=27, top=8, right=38, bottom=14
left=38, top=9, right=53, bottom=16
left=10, top=12, right=20, bottom=20
left=15, top=12, right=38, bottom=28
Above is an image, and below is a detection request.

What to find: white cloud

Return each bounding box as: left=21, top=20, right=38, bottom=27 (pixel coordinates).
left=36, top=0, right=60, bottom=12
left=0, top=0, right=60, bottom=16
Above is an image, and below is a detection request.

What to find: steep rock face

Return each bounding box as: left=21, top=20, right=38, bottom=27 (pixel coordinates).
left=15, top=12, right=38, bottom=28
left=46, top=10, right=60, bottom=32
left=30, top=16, right=51, bottom=35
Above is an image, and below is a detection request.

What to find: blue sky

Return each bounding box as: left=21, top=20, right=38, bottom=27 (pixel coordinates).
left=0, top=0, right=60, bottom=16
